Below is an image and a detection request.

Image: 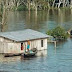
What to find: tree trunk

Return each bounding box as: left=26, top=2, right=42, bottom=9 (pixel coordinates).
left=70, top=0, right=72, bottom=8
left=28, top=0, right=30, bottom=11
left=0, top=0, right=1, bottom=14
left=35, top=1, right=37, bottom=13
left=1, top=0, right=8, bottom=32
left=1, top=6, right=7, bottom=25
left=63, top=0, right=65, bottom=7
left=52, top=0, right=55, bottom=8
left=48, top=1, right=50, bottom=9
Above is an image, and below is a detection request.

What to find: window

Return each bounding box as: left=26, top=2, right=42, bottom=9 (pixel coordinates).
left=41, top=40, right=43, bottom=47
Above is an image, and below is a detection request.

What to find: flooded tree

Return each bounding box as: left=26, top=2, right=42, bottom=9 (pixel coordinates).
left=0, top=0, right=8, bottom=32
left=46, top=26, right=69, bottom=41
left=0, top=0, right=2, bottom=17
left=52, top=0, right=70, bottom=8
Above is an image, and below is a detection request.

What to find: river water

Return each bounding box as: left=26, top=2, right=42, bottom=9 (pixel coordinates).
left=0, top=9, right=72, bottom=72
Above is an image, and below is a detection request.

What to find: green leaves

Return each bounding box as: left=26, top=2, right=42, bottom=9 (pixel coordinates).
left=17, top=5, right=28, bottom=11
left=46, top=26, right=69, bottom=41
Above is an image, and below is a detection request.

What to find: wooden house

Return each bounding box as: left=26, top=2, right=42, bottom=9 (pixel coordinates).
left=0, top=29, right=51, bottom=54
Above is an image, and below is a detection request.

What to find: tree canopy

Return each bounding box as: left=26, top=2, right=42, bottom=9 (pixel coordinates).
left=46, top=26, right=69, bottom=41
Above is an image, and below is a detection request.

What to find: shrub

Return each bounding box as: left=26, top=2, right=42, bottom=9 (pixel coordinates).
left=17, top=5, right=28, bottom=11
left=46, top=26, right=69, bottom=41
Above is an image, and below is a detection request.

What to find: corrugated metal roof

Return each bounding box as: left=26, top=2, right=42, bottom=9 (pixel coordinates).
left=0, top=29, right=51, bottom=42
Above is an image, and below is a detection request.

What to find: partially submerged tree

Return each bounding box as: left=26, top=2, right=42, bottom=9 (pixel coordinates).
left=46, top=26, right=69, bottom=41
left=0, top=0, right=8, bottom=32
left=0, top=0, right=2, bottom=17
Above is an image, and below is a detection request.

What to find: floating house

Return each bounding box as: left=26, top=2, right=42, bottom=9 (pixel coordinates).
left=0, top=29, right=50, bottom=54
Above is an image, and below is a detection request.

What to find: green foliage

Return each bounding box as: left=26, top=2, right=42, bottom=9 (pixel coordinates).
left=46, top=26, right=69, bottom=41
left=12, top=6, right=17, bottom=11
left=0, top=4, right=3, bottom=14
left=17, top=5, right=28, bottom=11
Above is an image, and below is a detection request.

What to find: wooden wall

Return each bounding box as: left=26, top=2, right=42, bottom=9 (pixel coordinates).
left=0, top=37, right=48, bottom=53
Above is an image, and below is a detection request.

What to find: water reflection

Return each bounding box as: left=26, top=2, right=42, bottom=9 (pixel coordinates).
left=0, top=54, right=21, bottom=63
left=0, top=9, right=71, bottom=32
left=0, top=52, right=48, bottom=72
left=0, top=50, right=47, bottom=63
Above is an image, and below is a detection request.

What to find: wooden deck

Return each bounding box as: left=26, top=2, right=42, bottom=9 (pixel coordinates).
left=48, top=40, right=57, bottom=48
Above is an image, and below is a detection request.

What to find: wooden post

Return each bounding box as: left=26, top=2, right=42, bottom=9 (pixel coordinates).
left=47, top=40, right=56, bottom=48
left=54, top=41, right=56, bottom=54
left=55, top=45, right=56, bottom=54
left=54, top=41, right=56, bottom=48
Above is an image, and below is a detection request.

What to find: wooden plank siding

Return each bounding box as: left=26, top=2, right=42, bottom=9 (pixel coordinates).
left=0, top=36, right=48, bottom=54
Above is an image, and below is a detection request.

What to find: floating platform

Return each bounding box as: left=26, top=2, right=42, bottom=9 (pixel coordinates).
left=4, top=48, right=37, bottom=58
left=4, top=53, right=22, bottom=57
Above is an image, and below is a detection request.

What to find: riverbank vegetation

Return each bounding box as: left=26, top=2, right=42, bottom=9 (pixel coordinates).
left=46, top=26, right=69, bottom=41
left=0, top=0, right=72, bottom=12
